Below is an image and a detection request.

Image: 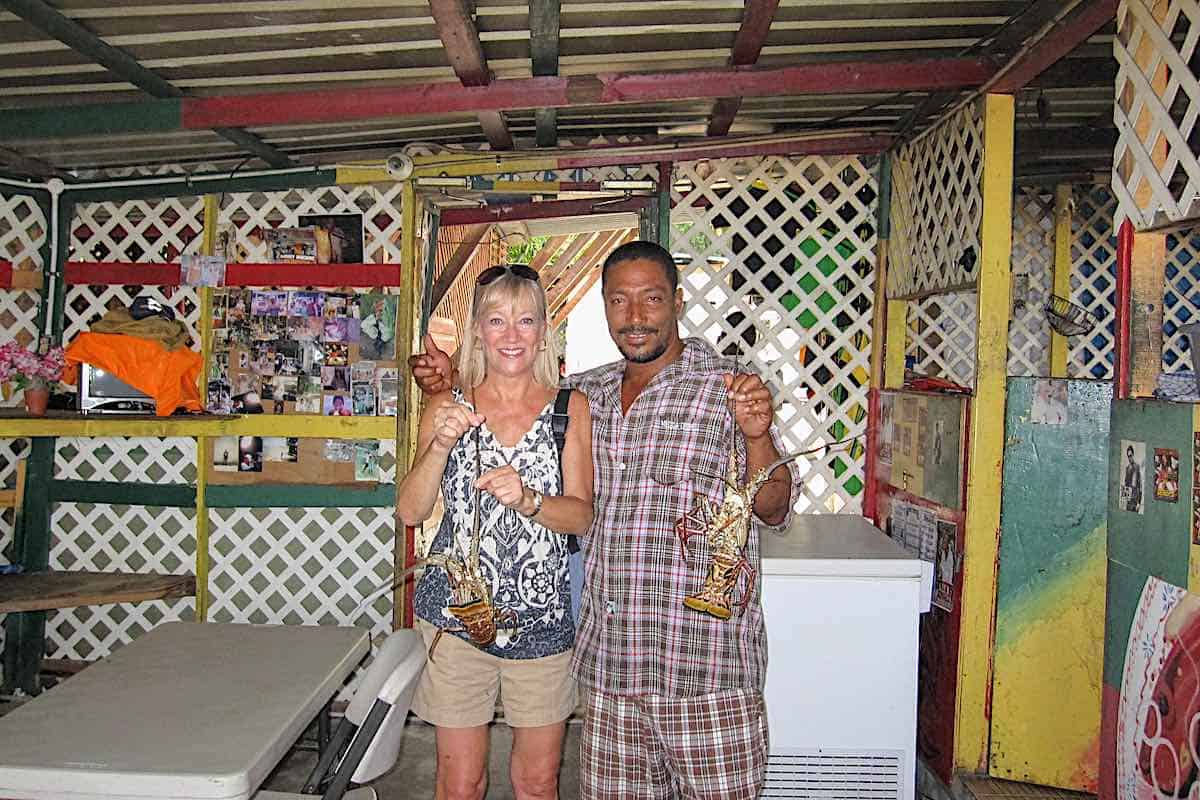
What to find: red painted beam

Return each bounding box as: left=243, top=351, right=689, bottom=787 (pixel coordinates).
left=439, top=196, right=650, bottom=227
left=600, top=58, right=997, bottom=103
left=64, top=261, right=404, bottom=287
left=709, top=0, right=781, bottom=136
left=1114, top=218, right=1133, bottom=399
left=178, top=58, right=993, bottom=131
left=989, top=0, right=1116, bottom=93
left=0, top=260, right=12, bottom=290
left=182, top=78, right=570, bottom=130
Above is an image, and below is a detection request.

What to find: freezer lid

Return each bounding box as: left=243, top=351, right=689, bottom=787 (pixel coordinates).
left=760, top=514, right=926, bottom=579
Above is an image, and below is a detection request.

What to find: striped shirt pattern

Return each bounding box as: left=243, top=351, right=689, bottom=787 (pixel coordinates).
left=567, top=338, right=800, bottom=697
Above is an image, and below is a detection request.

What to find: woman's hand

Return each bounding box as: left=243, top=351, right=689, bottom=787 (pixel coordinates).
left=476, top=465, right=534, bottom=514
left=431, top=402, right=484, bottom=452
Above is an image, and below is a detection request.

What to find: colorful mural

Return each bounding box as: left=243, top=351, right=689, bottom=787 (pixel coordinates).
left=991, top=378, right=1111, bottom=791
left=1101, top=399, right=1194, bottom=800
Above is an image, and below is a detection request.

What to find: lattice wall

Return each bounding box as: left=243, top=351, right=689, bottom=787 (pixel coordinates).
left=1164, top=226, right=1200, bottom=372
left=1070, top=185, right=1120, bottom=380
left=67, top=196, right=206, bottom=348
left=206, top=507, right=394, bottom=642
left=1008, top=188, right=1056, bottom=377
left=671, top=155, right=876, bottom=514
left=887, top=101, right=985, bottom=299
left=45, top=503, right=197, bottom=660
left=1113, top=0, right=1200, bottom=231
left=906, top=292, right=979, bottom=387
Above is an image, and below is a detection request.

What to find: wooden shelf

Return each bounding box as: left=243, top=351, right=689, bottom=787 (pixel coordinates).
left=0, top=411, right=398, bottom=439
left=0, top=570, right=196, bottom=613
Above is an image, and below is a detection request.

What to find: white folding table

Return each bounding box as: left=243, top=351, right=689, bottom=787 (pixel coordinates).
left=0, top=621, right=369, bottom=800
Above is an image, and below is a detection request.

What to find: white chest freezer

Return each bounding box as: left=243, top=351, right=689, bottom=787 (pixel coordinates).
left=760, top=514, right=933, bottom=800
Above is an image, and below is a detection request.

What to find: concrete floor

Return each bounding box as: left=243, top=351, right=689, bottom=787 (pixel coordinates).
left=263, top=715, right=584, bottom=800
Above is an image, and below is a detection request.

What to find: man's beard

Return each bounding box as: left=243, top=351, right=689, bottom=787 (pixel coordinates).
left=619, top=338, right=669, bottom=364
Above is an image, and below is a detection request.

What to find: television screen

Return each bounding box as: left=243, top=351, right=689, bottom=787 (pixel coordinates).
left=79, top=363, right=154, bottom=414
left=86, top=366, right=150, bottom=399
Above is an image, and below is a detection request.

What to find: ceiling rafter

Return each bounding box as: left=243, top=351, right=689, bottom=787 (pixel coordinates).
left=707, top=0, right=781, bottom=137
left=428, top=0, right=513, bottom=150
left=989, top=0, right=1116, bottom=93
left=529, top=0, right=561, bottom=148
left=429, top=223, right=491, bottom=315
left=0, top=0, right=293, bottom=169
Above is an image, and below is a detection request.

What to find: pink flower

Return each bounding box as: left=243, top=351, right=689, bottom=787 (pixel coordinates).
left=0, top=342, right=65, bottom=390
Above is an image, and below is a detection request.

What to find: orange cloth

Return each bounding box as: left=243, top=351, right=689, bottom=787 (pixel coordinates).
left=63, top=332, right=203, bottom=417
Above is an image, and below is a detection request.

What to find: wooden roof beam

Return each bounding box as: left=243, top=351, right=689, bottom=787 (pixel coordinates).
left=539, top=231, right=598, bottom=288
left=0, top=0, right=292, bottom=168
left=429, top=0, right=513, bottom=151
left=530, top=0, right=561, bottom=148
left=429, top=222, right=491, bottom=315
left=707, top=0, right=781, bottom=137
left=990, top=0, right=1117, bottom=93
left=547, top=229, right=624, bottom=311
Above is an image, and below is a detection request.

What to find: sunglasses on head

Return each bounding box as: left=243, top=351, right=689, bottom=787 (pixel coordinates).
left=476, top=264, right=539, bottom=286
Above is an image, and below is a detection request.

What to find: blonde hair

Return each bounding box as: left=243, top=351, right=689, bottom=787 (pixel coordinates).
left=457, top=270, right=561, bottom=389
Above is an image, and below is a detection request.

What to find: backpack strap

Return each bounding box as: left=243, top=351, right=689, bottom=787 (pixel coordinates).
left=551, top=388, right=580, bottom=554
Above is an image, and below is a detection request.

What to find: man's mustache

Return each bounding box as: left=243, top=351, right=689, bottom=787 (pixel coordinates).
left=618, top=327, right=657, bottom=336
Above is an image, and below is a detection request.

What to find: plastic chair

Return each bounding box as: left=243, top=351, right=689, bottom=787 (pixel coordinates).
left=255, top=628, right=426, bottom=800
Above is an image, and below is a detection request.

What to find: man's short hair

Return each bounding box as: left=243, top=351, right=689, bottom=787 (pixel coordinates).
left=602, top=240, right=679, bottom=291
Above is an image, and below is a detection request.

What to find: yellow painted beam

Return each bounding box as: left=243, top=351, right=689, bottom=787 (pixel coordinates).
left=1050, top=184, right=1072, bottom=378
left=884, top=298, right=908, bottom=390
left=957, top=93, right=1014, bottom=775
left=0, top=415, right=398, bottom=439
left=412, top=154, right=559, bottom=178
left=1130, top=231, right=1166, bottom=397
left=194, top=194, right=219, bottom=622
left=336, top=165, right=391, bottom=185
left=395, top=180, right=420, bottom=631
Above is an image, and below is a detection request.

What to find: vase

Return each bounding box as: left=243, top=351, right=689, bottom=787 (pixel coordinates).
left=23, top=384, right=49, bottom=416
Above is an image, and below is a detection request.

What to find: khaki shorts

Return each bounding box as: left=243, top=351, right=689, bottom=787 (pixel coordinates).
left=412, top=619, right=577, bottom=728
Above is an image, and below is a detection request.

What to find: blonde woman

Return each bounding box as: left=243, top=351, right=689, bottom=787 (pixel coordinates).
left=398, top=264, right=593, bottom=800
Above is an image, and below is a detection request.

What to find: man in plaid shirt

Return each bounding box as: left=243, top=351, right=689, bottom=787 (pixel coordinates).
left=411, top=240, right=799, bottom=799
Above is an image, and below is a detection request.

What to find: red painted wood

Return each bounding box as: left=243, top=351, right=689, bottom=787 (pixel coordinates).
left=729, top=0, right=781, bottom=66
left=990, top=0, right=1117, bottom=93
left=439, top=196, right=650, bottom=226
left=182, top=78, right=570, bottom=129
left=599, top=58, right=996, bottom=103
left=0, top=260, right=12, bottom=290
left=63, top=261, right=404, bottom=287
left=1115, top=218, right=1133, bottom=400
left=556, top=134, right=893, bottom=169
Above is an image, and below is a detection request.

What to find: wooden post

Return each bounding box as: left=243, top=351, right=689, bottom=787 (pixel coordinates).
left=194, top=193, right=218, bottom=622
left=1050, top=183, right=1072, bottom=378
left=865, top=152, right=893, bottom=523
left=395, top=180, right=420, bottom=630
left=955, top=92, right=1014, bottom=774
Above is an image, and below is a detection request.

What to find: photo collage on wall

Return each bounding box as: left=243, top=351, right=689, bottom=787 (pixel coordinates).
left=207, top=288, right=399, bottom=419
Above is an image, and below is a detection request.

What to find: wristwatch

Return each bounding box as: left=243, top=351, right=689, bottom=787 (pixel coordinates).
left=528, top=489, right=544, bottom=517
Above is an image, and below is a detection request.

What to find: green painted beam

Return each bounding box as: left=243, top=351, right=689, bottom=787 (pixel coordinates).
left=2, top=437, right=54, bottom=694
left=206, top=483, right=396, bottom=508
left=529, top=0, right=561, bottom=147
left=63, top=168, right=338, bottom=204
left=876, top=151, right=893, bottom=241
left=48, top=480, right=197, bottom=508
left=50, top=198, right=73, bottom=342
left=419, top=209, right=441, bottom=338
left=0, top=99, right=182, bottom=141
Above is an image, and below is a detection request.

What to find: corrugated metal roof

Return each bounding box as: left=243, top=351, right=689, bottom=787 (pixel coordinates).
left=0, top=0, right=1118, bottom=180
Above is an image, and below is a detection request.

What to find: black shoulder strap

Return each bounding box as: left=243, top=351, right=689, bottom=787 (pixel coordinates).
left=551, top=388, right=580, bottom=554
left=552, top=387, right=571, bottom=458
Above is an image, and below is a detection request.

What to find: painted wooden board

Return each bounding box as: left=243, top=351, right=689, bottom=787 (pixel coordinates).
left=990, top=378, right=1111, bottom=792
left=0, top=571, right=196, bottom=613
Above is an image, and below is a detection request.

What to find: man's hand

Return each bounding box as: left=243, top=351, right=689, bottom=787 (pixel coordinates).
left=476, top=465, right=530, bottom=513
left=723, top=372, right=774, bottom=441
left=409, top=334, right=454, bottom=395
left=431, top=402, right=484, bottom=452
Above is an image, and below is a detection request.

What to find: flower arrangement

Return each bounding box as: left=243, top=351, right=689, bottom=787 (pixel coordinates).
left=0, top=342, right=65, bottom=391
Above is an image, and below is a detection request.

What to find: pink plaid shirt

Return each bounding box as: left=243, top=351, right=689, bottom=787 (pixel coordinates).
left=567, top=338, right=800, bottom=697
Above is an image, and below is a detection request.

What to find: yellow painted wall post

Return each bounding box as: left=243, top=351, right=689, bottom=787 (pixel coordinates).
left=956, top=93, right=1014, bottom=774
left=195, top=194, right=218, bottom=621
left=1050, top=183, right=1072, bottom=378
left=394, top=179, right=420, bottom=630
left=884, top=299, right=909, bottom=389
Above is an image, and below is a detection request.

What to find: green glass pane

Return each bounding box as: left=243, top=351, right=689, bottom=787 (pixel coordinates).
left=815, top=291, right=836, bottom=313
left=845, top=475, right=864, bottom=496
left=797, top=273, right=820, bottom=294
left=797, top=309, right=818, bottom=328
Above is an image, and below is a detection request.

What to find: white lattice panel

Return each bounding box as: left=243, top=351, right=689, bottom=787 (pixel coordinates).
left=888, top=101, right=985, bottom=299
left=206, top=507, right=393, bottom=643
left=1070, top=185, right=1119, bottom=379
left=45, top=503, right=196, bottom=660
left=66, top=196, right=206, bottom=348
left=1113, top=0, right=1200, bottom=231
left=1008, top=188, right=1055, bottom=377
left=1163, top=226, right=1200, bottom=372
left=55, top=437, right=197, bottom=484
left=0, top=191, right=47, bottom=359
left=671, top=155, right=876, bottom=514
left=219, top=184, right=405, bottom=266
left=906, top=291, right=978, bottom=387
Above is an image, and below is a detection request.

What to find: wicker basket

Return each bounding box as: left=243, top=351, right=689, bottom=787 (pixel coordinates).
left=1045, top=294, right=1098, bottom=337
